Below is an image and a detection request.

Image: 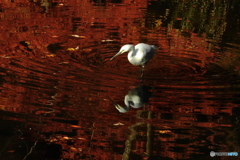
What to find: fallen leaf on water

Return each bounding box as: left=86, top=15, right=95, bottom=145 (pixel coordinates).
left=52, top=35, right=59, bottom=38
left=70, top=147, right=78, bottom=152
left=70, top=125, right=81, bottom=128
left=46, top=54, right=56, bottom=57
left=63, top=136, right=71, bottom=140
left=71, top=35, right=86, bottom=38
left=1, top=55, right=12, bottom=58
left=67, top=46, right=79, bottom=51
left=71, top=34, right=80, bottom=37
left=113, top=122, right=125, bottom=126
left=101, top=39, right=114, bottom=42
left=25, top=41, right=31, bottom=45
left=158, top=130, right=171, bottom=134
left=67, top=48, right=74, bottom=51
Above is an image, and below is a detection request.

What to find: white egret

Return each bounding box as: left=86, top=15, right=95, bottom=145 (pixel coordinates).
left=110, top=43, right=157, bottom=77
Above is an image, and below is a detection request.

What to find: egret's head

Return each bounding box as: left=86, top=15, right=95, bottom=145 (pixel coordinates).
left=110, top=44, right=134, bottom=61
left=115, top=104, right=130, bottom=113
left=119, top=44, right=134, bottom=53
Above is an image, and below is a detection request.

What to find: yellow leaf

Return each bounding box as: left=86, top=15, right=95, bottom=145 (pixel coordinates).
left=25, top=41, right=31, bottom=45
left=158, top=130, right=171, bottom=134
left=67, top=48, right=76, bottom=51
left=46, top=54, right=56, bottom=57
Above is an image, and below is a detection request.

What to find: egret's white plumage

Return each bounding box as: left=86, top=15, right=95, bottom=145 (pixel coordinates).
left=110, top=43, right=156, bottom=67
left=113, top=86, right=152, bottom=113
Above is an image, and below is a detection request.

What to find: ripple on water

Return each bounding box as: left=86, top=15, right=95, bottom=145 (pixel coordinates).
left=0, top=39, right=239, bottom=160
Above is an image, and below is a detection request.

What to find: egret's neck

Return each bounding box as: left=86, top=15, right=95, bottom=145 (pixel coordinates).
left=124, top=105, right=130, bottom=112
left=127, top=46, right=136, bottom=59
left=127, top=46, right=143, bottom=66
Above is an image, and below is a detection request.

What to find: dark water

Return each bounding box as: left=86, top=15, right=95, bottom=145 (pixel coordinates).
left=0, top=1, right=240, bottom=160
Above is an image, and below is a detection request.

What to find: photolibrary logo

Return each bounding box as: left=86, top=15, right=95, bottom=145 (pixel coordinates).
left=210, top=151, right=238, bottom=157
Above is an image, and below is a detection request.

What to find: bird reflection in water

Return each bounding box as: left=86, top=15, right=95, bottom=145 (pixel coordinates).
left=109, top=86, right=152, bottom=113
left=110, top=43, right=157, bottom=78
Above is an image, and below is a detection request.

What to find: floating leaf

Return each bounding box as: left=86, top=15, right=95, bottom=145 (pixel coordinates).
left=71, top=34, right=80, bottom=37
left=46, top=54, right=56, bottom=57
left=158, top=130, right=171, bottom=134
left=70, top=125, right=81, bottom=128
left=113, top=122, right=125, bottom=126
left=70, top=147, right=78, bottom=152
left=63, top=136, right=70, bottom=140
left=101, top=39, right=114, bottom=42
left=67, top=46, right=79, bottom=51
left=71, top=35, right=86, bottom=38
left=1, top=55, right=11, bottom=58
left=67, top=48, right=75, bottom=51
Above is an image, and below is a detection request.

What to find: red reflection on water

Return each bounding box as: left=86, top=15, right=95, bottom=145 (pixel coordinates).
left=0, top=1, right=239, bottom=160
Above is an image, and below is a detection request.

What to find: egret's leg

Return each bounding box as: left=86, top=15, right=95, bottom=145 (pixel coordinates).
left=141, top=65, right=145, bottom=80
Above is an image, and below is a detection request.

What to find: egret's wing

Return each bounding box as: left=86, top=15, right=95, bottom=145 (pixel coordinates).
left=135, top=43, right=156, bottom=64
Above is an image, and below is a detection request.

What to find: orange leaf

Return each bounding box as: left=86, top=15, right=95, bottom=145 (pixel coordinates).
left=70, top=147, right=78, bottom=152
left=70, top=125, right=81, bottom=128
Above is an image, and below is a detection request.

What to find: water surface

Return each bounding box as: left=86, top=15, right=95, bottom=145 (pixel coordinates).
left=0, top=1, right=240, bottom=160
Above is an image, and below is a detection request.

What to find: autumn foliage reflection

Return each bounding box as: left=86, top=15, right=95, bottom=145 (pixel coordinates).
left=0, top=0, right=240, bottom=160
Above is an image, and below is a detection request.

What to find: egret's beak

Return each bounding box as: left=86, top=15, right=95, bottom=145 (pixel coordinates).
left=107, top=95, right=122, bottom=109
left=115, top=104, right=129, bottom=113
left=110, top=51, right=122, bottom=61
left=107, top=95, right=128, bottom=113
left=115, top=104, right=122, bottom=110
